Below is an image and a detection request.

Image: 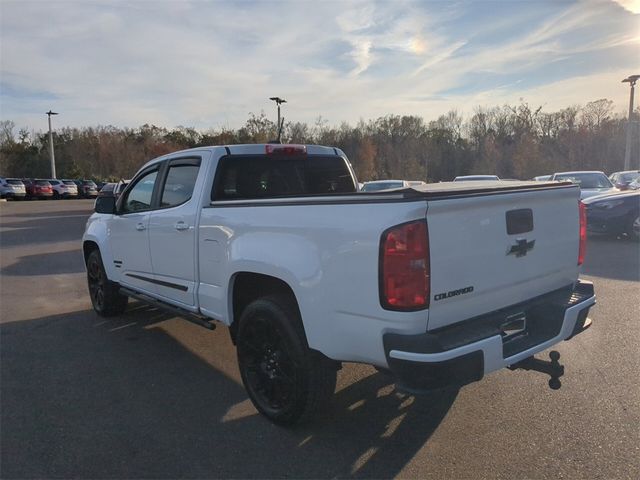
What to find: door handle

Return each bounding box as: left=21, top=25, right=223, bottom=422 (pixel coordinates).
left=174, top=221, right=189, bottom=231
left=136, top=223, right=146, bottom=231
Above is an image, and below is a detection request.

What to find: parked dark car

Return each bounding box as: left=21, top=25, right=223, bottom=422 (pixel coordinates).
left=583, top=190, right=640, bottom=240
left=74, top=179, right=98, bottom=198
left=97, top=180, right=129, bottom=199
left=22, top=179, right=54, bottom=200
left=609, top=170, right=640, bottom=191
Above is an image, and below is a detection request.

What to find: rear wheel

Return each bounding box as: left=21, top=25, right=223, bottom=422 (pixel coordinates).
left=86, top=249, right=128, bottom=316
left=236, top=295, right=337, bottom=425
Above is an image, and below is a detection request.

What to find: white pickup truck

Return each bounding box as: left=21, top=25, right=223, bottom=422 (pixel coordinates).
left=83, top=143, right=596, bottom=425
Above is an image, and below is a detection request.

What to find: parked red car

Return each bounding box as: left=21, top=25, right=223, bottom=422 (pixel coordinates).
left=22, top=179, right=54, bottom=200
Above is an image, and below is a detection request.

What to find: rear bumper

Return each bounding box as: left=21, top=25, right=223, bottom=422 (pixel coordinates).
left=2, top=192, right=25, bottom=198
left=383, top=280, right=595, bottom=393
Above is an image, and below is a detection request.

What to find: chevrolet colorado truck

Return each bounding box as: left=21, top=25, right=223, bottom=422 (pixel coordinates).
left=83, top=144, right=596, bottom=425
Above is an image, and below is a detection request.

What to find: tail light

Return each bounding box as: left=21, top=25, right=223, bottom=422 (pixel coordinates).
left=265, top=144, right=306, bottom=156
left=380, top=220, right=430, bottom=310
left=578, top=201, right=587, bottom=266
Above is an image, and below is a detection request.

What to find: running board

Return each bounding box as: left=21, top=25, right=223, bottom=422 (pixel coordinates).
left=119, top=287, right=216, bottom=331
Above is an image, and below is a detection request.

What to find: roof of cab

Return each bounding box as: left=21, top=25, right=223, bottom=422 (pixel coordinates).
left=138, top=144, right=344, bottom=171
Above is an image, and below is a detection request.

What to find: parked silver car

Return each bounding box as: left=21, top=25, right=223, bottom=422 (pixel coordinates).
left=360, top=180, right=409, bottom=192
left=550, top=171, right=617, bottom=200
left=453, top=175, right=500, bottom=181
left=0, top=177, right=26, bottom=200
left=48, top=179, right=79, bottom=198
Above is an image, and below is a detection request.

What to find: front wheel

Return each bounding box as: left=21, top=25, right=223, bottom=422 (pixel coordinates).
left=236, top=295, right=337, bottom=425
left=86, top=249, right=128, bottom=316
left=627, top=215, right=640, bottom=242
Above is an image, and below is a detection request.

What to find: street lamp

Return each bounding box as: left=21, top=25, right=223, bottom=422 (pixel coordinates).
left=46, top=110, right=59, bottom=178
left=622, top=75, right=639, bottom=170
left=269, top=97, right=286, bottom=142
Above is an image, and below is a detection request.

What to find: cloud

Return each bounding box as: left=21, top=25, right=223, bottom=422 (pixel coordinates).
left=0, top=0, right=638, bottom=132
left=611, top=0, right=640, bottom=13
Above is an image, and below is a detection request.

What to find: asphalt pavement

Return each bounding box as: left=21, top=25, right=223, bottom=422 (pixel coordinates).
left=1, top=199, right=638, bottom=479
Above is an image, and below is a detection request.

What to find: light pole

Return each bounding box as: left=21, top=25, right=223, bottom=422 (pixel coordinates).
left=269, top=96, right=286, bottom=142
left=46, top=110, right=58, bottom=178
left=622, top=75, right=639, bottom=170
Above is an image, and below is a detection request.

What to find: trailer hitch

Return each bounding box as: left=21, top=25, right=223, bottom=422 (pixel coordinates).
left=508, top=351, right=564, bottom=390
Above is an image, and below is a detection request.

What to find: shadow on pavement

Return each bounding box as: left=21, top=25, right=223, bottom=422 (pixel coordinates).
left=1, top=305, right=457, bottom=479
left=0, top=208, right=93, bottom=218
left=0, top=215, right=88, bottom=247
left=582, top=234, right=640, bottom=282
left=1, top=249, right=85, bottom=276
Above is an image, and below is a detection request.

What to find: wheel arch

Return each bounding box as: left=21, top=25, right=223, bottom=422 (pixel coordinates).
left=82, top=240, right=100, bottom=265
left=228, top=272, right=302, bottom=345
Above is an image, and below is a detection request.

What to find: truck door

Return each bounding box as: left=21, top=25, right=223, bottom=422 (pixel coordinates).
left=109, top=167, right=159, bottom=295
left=148, top=157, right=202, bottom=307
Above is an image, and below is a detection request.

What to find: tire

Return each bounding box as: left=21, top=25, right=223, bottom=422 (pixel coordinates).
left=236, top=294, right=337, bottom=426
left=627, top=214, right=640, bottom=242
left=86, top=249, right=128, bottom=317
left=53, top=191, right=60, bottom=199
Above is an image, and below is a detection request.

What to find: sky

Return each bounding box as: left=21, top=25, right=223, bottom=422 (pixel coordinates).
left=1, top=0, right=639, bottom=133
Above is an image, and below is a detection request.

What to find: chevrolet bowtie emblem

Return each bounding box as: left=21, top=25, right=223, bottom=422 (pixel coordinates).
left=507, top=239, right=535, bottom=257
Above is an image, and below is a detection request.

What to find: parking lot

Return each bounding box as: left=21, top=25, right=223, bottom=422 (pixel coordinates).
left=1, top=199, right=638, bottom=479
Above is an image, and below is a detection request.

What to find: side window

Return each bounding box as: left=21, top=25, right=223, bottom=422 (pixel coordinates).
left=160, top=164, right=200, bottom=208
left=121, top=170, right=158, bottom=213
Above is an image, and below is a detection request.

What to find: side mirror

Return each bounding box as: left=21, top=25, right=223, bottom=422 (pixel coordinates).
left=94, top=195, right=116, bottom=214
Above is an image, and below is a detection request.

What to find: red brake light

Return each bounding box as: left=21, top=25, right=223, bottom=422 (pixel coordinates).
left=265, top=144, right=307, bottom=156
left=380, top=221, right=430, bottom=310
left=578, top=201, right=587, bottom=266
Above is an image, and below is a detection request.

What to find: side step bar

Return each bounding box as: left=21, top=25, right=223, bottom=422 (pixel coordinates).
left=119, top=287, right=216, bottom=331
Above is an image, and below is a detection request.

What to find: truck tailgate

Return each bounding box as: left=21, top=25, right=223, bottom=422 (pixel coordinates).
left=425, top=183, right=581, bottom=331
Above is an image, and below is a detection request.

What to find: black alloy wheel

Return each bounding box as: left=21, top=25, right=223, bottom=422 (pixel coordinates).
left=239, top=314, right=298, bottom=414
left=86, top=250, right=128, bottom=316
left=87, top=251, right=107, bottom=312
left=237, top=295, right=337, bottom=425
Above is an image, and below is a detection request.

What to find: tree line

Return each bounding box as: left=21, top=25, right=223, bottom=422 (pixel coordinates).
left=0, top=98, right=637, bottom=182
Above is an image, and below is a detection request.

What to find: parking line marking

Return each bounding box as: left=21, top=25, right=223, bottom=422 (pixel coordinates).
left=109, top=322, right=137, bottom=332
left=93, top=321, right=108, bottom=327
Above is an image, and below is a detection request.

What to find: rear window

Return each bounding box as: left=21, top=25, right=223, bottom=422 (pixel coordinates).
left=6, top=179, right=23, bottom=185
left=361, top=181, right=404, bottom=192
left=554, top=173, right=612, bottom=189
left=212, top=155, right=356, bottom=201
left=620, top=172, right=640, bottom=183
left=63, top=180, right=76, bottom=185
left=83, top=181, right=97, bottom=187
left=35, top=180, right=51, bottom=186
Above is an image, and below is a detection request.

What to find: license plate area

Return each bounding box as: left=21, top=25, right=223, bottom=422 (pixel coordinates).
left=506, top=208, right=533, bottom=235
left=501, top=312, right=527, bottom=340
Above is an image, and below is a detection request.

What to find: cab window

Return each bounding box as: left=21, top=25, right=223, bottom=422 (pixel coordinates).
left=160, top=164, right=199, bottom=208
left=121, top=170, right=158, bottom=213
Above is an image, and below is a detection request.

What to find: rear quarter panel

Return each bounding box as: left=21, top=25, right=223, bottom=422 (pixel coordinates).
left=198, top=199, right=431, bottom=366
